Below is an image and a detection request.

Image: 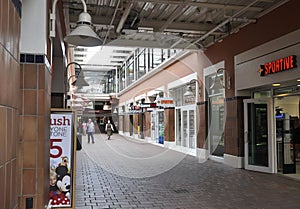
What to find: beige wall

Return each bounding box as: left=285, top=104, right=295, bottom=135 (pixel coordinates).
left=118, top=52, right=207, bottom=104
left=118, top=0, right=300, bottom=157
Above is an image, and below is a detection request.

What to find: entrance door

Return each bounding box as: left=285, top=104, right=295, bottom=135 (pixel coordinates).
left=276, top=116, right=296, bottom=174
left=180, top=106, right=196, bottom=150
left=244, top=99, right=274, bottom=173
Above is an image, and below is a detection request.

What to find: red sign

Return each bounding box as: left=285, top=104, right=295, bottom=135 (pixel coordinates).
left=258, top=55, right=297, bottom=76
left=140, top=103, right=157, bottom=108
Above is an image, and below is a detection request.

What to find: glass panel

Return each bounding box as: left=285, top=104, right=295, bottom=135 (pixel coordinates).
left=127, top=59, right=134, bottom=85
left=274, top=86, right=300, bottom=96
left=158, top=111, right=164, bottom=144
left=275, top=95, right=298, bottom=174
left=189, top=110, right=195, bottom=149
left=137, top=49, right=146, bottom=79
left=119, top=66, right=125, bottom=91
left=151, top=113, right=156, bottom=141
left=254, top=90, right=271, bottom=98
left=182, top=110, right=188, bottom=147
left=247, top=103, right=269, bottom=167
left=169, top=85, right=185, bottom=107
left=176, top=109, right=181, bottom=146
left=153, top=48, right=162, bottom=68
left=206, top=72, right=225, bottom=95
left=209, top=96, right=225, bottom=156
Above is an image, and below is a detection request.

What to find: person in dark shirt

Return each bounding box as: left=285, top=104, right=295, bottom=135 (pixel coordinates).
left=105, top=120, right=114, bottom=140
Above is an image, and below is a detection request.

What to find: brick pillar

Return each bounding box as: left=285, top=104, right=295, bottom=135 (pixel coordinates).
left=19, top=55, right=51, bottom=208
left=224, top=97, right=248, bottom=157
left=197, top=101, right=208, bottom=149
left=0, top=0, right=21, bottom=209
left=133, top=114, right=139, bottom=135
left=144, top=112, right=151, bottom=138
left=164, top=108, right=175, bottom=142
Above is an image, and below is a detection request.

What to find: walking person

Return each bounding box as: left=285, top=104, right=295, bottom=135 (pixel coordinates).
left=82, top=120, right=87, bottom=136
left=105, top=120, right=114, bottom=140
left=87, top=118, right=95, bottom=144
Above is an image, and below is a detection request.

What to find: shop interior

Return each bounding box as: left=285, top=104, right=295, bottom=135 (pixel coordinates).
left=274, top=94, right=300, bottom=179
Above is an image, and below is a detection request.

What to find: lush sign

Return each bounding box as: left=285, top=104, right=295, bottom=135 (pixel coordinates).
left=258, top=55, right=297, bottom=76
left=50, top=113, right=74, bottom=208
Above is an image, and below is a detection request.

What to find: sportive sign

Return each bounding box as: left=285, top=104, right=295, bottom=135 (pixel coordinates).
left=258, top=55, right=297, bottom=76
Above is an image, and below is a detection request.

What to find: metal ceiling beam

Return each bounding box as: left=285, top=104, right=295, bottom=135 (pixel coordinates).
left=186, top=0, right=261, bottom=49
left=69, top=14, right=222, bottom=34
left=140, top=19, right=219, bottom=34
left=158, top=0, right=190, bottom=32
left=136, top=0, right=264, bottom=12
left=116, top=0, right=135, bottom=33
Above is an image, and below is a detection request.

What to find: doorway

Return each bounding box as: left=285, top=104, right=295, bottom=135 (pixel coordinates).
left=175, top=105, right=196, bottom=153
left=274, top=95, right=300, bottom=176
left=244, top=98, right=274, bottom=173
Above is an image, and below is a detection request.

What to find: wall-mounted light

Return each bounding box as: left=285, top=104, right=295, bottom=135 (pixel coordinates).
left=184, top=79, right=202, bottom=97
left=65, top=62, right=89, bottom=108
left=66, top=62, right=89, bottom=89
left=113, top=108, right=118, bottom=114
left=209, top=68, right=231, bottom=90
left=50, top=0, right=102, bottom=46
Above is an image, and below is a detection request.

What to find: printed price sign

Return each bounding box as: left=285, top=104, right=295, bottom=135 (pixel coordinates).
left=50, top=113, right=74, bottom=208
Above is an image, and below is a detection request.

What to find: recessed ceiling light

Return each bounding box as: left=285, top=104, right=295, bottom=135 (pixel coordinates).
left=297, top=79, right=300, bottom=82
left=272, top=83, right=281, bottom=87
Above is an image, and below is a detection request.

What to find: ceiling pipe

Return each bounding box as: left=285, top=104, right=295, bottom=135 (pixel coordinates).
left=102, top=0, right=121, bottom=45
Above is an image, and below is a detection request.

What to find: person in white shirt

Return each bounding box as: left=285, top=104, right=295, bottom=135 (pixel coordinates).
left=87, top=118, right=95, bottom=143
left=82, top=121, right=87, bottom=136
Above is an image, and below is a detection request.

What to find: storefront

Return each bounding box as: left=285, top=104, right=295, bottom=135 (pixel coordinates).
left=169, top=73, right=199, bottom=156
left=235, top=29, right=300, bottom=175
left=203, top=62, right=226, bottom=161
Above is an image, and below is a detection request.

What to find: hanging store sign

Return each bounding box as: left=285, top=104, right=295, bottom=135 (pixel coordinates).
left=156, top=97, right=174, bottom=108
left=140, top=103, right=157, bottom=108
left=258, top=55, right=297, bottom=76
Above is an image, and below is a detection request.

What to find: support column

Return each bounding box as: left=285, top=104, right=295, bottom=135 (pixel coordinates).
left=164, top=108, right=175, bottom=142
left=224, top=96, right=248, bottom=168
left=19, top=56, right=51, bottom=208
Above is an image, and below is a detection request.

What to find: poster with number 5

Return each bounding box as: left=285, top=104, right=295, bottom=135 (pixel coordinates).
left=50, top=112, right=75, bottom=208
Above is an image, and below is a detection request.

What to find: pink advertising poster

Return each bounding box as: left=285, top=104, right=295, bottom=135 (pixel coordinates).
left=50, top=112, right=75, bottom=208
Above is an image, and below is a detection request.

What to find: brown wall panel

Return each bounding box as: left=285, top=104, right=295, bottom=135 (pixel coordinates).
left=144, top=112, right=151, bottom=137
left=197, top=102, right=208, bottom=149
left=224, top=97, right=247, bottom=156
left=164, top=109, right=175, bottom=142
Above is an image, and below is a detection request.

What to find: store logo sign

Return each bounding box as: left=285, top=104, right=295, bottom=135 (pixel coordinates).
left=258, top=55, right=297, bottom=76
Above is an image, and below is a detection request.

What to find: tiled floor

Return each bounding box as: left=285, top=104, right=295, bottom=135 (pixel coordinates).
left=75, top=134, right=300, bottom=209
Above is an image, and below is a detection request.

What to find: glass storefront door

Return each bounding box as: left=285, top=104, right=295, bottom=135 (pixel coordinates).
left=175, top=108, right=182, bottom=146
left=176, top=106, right=196, bottom=150
left=208, top=95, right=225, bottom=157
left=244, top=98, right=274, bottom=173
left=274, top=95, right=300, bottom=174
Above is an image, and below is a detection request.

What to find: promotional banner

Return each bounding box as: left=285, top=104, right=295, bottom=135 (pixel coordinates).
left=50, top=113, right=74, bottom=208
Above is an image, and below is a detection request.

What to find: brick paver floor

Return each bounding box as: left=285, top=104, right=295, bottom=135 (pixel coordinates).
left=75, top=133, right=300, bottom=209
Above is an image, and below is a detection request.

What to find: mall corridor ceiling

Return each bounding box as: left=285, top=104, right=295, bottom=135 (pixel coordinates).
left=61, top=0, right=289, bottom=96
